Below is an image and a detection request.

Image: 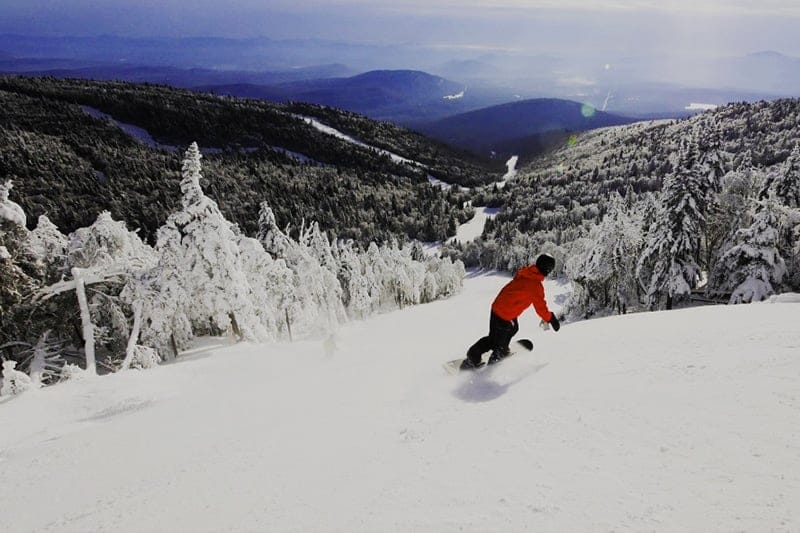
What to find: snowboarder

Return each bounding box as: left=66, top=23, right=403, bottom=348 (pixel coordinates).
left=460, top=253, right=561, bottom=370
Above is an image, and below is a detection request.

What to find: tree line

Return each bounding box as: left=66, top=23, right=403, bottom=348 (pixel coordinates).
left=443, top=100, right=800, bottom=315
left=0, top=75, right=496, bottom=245
left=0, top=144, right=466, bottom=393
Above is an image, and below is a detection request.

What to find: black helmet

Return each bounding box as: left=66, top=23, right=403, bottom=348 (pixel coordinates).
left=535, top=253, right=555, bottom=276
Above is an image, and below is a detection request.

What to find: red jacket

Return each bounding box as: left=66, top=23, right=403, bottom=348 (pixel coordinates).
left=491, top=265, right=554, bottom=322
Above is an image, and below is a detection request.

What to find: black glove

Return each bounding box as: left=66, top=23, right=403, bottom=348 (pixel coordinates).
left=549, top=315, right=561, bottom=332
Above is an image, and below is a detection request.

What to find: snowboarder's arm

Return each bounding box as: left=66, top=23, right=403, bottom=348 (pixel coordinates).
left=530, top=284, right=554, bottom=323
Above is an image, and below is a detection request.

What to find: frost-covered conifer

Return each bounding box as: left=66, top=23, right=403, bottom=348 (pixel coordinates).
left=567, top=195, right=641, bottom=317
left=713, top=200, right=786, bottom=303
left=134, top=228, right=192, bottom=359
left=0, top=181, right=37, bottom=335
left=364, top=242, right=388, bottom=309
left=237, top=235, right=295, bottom=338
left=0, top=180, right=26, bottom=227
left=26, top=330, right=64, bottom=386
left=58, top=212, right=159, bottom=364
left=637, top=168, right=705, bottom=310
left=335, top=241, right=371, bottom=318
left=0, top=360, right=33, bottom=396
left=27, top=215, right=68, bottom=283
left=285, top=223, right=346, bottom=334
left=68, top=211, right=156, bottom=271
left=763, top=143, right=800, bottom=208
left=257, top=201, right=292, bottom=259
left=152, top=143, right=267, bottom=348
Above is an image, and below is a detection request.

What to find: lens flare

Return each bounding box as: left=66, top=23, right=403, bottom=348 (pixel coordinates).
left=581, top=103, right=596, bottom=118
left=567, top=135, right=577, bottom=147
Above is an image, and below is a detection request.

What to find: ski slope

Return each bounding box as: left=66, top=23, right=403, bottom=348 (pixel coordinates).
left=1, top=273, right=799, bottom=532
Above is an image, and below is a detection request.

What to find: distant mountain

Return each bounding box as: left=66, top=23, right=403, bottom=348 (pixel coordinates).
left=413, top=98, right=636, bottom=156
left=201, top=69, right=517, bottom=122
left=720, top=51, right=800, bottom=95
left=0, top=61, right=356, bottom=88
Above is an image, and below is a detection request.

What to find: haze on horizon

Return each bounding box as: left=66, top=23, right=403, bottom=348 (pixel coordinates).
left=1, top=0, right=799, bottom=59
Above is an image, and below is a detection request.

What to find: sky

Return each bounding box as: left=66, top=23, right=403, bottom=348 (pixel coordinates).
left=1, top=0, right=799, bottom=58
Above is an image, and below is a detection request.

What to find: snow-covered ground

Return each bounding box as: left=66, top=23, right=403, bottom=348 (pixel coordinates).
left=495, top=155, right=519, bottom=189
left=2, top=272, right=799, bottom=532
left=449, top=206, right=499, bottom=244
left=81, top=106, right=179, bottom=152
left=300, top=116, right=419, bottom=167
left=445, top=155, right=518, bottom=243
left=686, top=103, right=719, bottom=111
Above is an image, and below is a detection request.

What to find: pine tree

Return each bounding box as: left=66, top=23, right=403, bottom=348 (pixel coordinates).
left=713, top=199, right=786, bottom=303
left=257, top=201, right=292, bottom=259
left=637, top=168, right=705, bottom=310
left=236, top=234, right=294, bottom=339
left=152, top=143, right=267, bottom=347
left=766, top=143, right=800, bottom=208
left=766, top=144, right=800, bottom=289
left=0, top=181, right=38, bottom=341
left=27, top=215, right=68, bottom=284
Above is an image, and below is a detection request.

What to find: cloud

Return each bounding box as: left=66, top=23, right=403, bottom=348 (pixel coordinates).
left=271, top=0, right=800, bottom=17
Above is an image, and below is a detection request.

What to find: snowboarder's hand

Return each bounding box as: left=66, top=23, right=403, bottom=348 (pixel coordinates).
left=549, top=315, right=561, bottom=332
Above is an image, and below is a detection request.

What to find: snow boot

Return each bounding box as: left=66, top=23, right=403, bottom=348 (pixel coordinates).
left=487, top=346, right=511, bottom=365
left=459, top=357, right=485, bottom=371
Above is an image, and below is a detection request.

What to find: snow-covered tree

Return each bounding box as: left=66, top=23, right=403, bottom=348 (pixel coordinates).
left=257, top=201, right=292, bottom=259
left=567, top=195, right=642, bottom=318
left=0, top=180, right=26, bottom=228
left=334, top=241, right=372, bottom=318
left=237, top=235, right=296, bottom=339
left=131, top=228, right=192, bottom=359
left=712, top=199, right=786, bottom=303
left=151, top=143, right=267, bottom=345
left=55, top=211, right=158, bottom=369
left=25, top=331, right=65, bottom=386
left=67, top=211, right=155, bottom=271
left=27, top=215, right=68, bottom=284
left=761, top=143, right=800, bottom=208
left=0, top=360, right=33, bottom=396
left=637, top=168, right=705, bottom=310
left=284, top=222, right=346, bottom=335
left=0, top=181, right=38, bottom=341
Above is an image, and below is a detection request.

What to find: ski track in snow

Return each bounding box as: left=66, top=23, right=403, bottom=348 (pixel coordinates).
left=448, top=206, right=499, bottom=244
left=1, top=273, right=799, bottom=532
left=445, top=155, right=517, bottom=244
left=298, top=115, right=476, bottom=191
left=300, top=115, right=419, bottom=167
left=81, top=106, right=180, bottom=152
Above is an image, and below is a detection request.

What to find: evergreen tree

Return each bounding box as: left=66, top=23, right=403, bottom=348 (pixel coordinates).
left=257, top=201, right=292, bottom=259
left=27, top=215, right=68, bottom=284
left=567, top=195, right=641, bottom=317
left=637, top=169, right=705, bottom=310
left=152, top=143, right=267, bottom=346
left=0, top=181, right=38, bottom=343
left=236, top=235, right=294, bottom=339
left=762, top=143, right=800, bottom=208
left=713, top=200, right=786, bottom=303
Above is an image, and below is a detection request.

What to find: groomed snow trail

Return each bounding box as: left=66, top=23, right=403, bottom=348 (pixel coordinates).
left=1, top=273, right=798, bottom=532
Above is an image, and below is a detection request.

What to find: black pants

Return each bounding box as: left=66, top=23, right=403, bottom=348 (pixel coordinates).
left=466, top=311, right=519, bottom=364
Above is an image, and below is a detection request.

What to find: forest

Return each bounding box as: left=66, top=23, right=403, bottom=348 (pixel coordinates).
left=442, top=99, right=800, bottom=316
left=0, top=75, right=501, bottom=245
left=1, top=143, right=466, bottom=388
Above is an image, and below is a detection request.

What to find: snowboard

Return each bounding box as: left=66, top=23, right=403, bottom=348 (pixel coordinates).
left=443, top=339, right=534, bottom=374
